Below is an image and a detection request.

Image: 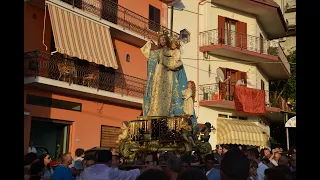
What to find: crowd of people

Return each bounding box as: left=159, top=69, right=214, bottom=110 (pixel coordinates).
left=24, top=144, right=296, bottom=180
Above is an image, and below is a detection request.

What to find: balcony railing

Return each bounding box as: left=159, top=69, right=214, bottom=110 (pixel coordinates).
left=199, top=28, right=279, bottom=55
left=285, top=0, right=296, bottom=13
left=24, top=50, right=147, bottom=99
left=198, top=83, right=283, bottom=108
left=59, top=0, right=179, bottom=40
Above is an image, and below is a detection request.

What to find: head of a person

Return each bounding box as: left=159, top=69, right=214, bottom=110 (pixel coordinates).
left=216, top=145, right=223, bottom=155
left=24, top=152, right=38, bottom=166
left=278, top=156, right=289, bottom=166
left=170, top=39, right=180, bottom=50
left=81, top=159, right=87, bottom=169
left=62, top=153, right=73, bottom=166
left=84, top=155, right=96, bottom=167
left=111, top=155, right=120, bottom=168
left=137, top=169, right=170, bottom=180
left=248, top=158, right=258, bottom=178
left=29, top=140, right=34, bottom=147
left=220, top=148, right=249, bottom=180
left=274, top=152, right=281, bottom=162
left=75, top=148, right=85, bottom=158
left=166, top=155, right=182, bottom=175
left=97, top=150, right=113, bottom=166
left=264, top=148, right=271, bottom=158
left=246, top=148, right=259, bottom=161
left=222, top=145, right=230, bottom=155
left=177, top=168, right=208, bottom=180
left=39, top=153, right=51, bottom=169
left=265, top=165, right=291, bottom=180
left=205, top=153, right=219, bottom=171
left=30, top=162, right=44, bottom=176
left=158, top=33, right=170, bottom=48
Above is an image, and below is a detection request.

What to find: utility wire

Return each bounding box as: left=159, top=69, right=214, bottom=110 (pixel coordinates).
left=180, top=57, right=295, bottom=65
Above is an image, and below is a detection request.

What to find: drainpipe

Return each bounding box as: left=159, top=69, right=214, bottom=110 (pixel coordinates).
left=197, top=0, right=206, bottom=117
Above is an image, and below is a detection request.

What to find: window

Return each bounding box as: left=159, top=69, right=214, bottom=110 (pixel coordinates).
left=26, top=94, right=82, bottom=111
left=126, top=54, right=130, bottom=62
left=149, top=5, right=161, bottom=32
left=218, top=16, right=247, bottom=49
left=180, top=29, right=190, bottom=43
left=218, top=67, right=247, bottom=101
left=261, top=80, right=265, bottom=91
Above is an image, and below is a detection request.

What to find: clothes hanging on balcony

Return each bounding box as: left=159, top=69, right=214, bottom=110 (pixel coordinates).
left=234, top=86, right=266, bottom=115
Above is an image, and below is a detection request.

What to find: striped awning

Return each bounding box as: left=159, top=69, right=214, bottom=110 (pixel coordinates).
left=47, top=2, right=118, bottom=69
left=217, top=118, right=267, bottom=147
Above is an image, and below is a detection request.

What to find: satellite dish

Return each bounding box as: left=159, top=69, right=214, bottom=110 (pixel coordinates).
left=216, top=68, right=225, bottom=82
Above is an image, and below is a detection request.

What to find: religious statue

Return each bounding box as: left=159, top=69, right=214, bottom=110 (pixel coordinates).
left=181, top=118, right=196, bottom=147
left=200, top=122, right=212, bottom=142
left=182, top=81, right=196, bottom=117
left=116, top=121, right=129, bottom=144
left=140, top=30, right=198, bottom=128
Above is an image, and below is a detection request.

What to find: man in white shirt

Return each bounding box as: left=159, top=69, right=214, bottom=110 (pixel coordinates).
left=78, top=150, right=140, bottom=180
left=28, top=140, right=37, bottom=154
left=247, top=148, right=268, bottom=180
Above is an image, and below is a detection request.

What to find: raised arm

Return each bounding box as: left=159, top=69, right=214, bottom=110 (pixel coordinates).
left=109, top=168, right=140, bottom=180
left=141, top=40, right=152, bottom=58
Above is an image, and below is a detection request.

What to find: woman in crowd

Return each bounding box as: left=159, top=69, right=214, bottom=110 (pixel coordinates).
left=39, top=153, right=54, bottom=180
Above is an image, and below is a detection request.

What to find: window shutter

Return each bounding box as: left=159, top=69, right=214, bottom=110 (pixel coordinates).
left=236, top=22, right=247, bottom=49
left=218, top=16, right=225, bottom=44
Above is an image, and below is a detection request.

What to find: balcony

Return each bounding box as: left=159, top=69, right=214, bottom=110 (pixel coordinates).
left=199, top=29, right=290, bottom=80
left=285, top=0, right=296, bottom=13
left=198, top=83, right=289, bottom=121
left=24, top=51, right=147, bottom=107
left=52, top=0, right=179, bottom=47
left=210, top=0, right=287, bottom=39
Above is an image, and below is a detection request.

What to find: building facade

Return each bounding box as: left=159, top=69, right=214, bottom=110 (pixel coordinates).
left=169, top=0, right=290, bottom=148
left=274, top=0, right=296, bottom=55
left=24, top=0, right=174, bottom=156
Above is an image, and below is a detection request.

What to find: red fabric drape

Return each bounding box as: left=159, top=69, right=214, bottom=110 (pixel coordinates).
left=234, top=86, right=266, bottom=115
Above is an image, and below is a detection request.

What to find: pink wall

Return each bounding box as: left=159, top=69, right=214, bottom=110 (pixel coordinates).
left=24, top=87, right=141, bottom=154
left=113, top=39, right=147, bottom=80
left=24, top=3, right=52, bottom=53
left=118, top=0, right=168, bottom=27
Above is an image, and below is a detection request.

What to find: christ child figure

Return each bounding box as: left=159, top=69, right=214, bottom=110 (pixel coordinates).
left=182, top=81, right=196, bottom=117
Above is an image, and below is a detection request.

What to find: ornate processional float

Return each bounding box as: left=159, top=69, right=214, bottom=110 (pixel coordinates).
left=116, top=30, right=212, bottom=163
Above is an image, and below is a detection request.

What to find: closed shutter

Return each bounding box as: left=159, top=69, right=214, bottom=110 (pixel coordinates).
left=236, top=22, right=247, bottom=49
left=218, top=16, right=225, bottom=44
left=100, top=125, right=121, bottom=148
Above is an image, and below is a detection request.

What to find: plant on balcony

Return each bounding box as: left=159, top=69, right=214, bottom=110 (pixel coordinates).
left=267, top=47, right=278, bottom=56
left=269, top=50, right=296, bottom=111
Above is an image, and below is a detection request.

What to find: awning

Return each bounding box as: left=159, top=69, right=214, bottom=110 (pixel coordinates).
left=47, top=2, right=118, bottom=69
left=285, top=116, right=296, bottom=128
left=217, top=118, right=267, bottom=147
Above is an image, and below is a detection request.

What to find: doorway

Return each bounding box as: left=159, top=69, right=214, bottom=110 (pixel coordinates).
left=30, top=117, right=71, bottom=160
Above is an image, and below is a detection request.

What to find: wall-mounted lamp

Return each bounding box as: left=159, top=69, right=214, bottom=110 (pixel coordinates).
left=126, top=54, right=130, bottom=62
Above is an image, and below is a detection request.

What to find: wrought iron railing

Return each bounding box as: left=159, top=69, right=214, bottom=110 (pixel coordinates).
left=59, top=0, right=179, bottom=40
left=199, top=28, right=279, bottom=55
left=24, top=50, right=147, bottom=99
left=198, top=83, right=283, bottom=108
